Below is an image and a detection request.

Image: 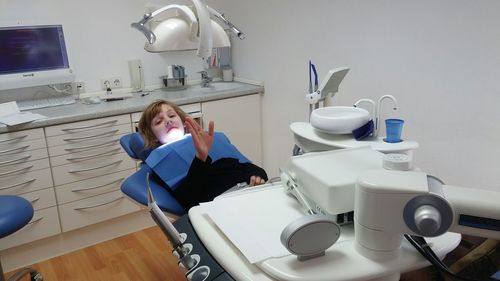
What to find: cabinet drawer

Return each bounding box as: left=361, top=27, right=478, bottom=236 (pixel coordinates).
left=46, top=123, right=132, bottom=147
left=55, top=169, right=134, bottom=204
left=0, top=148, right=48, bottom=166
left=47, top=134, right=124, bottom=157
left=0, top=128, right=45, bottom=143
left=0, top=158, right=50, bottom=177
left=49, top=145, right=124, bottom=167
left=52, top=152, right=135, bottom=186
left=0, top=138, right=48, bottom=155
left=58, top=190, right=140, bottom=232
left=45, top=114, right=131, bottom=137
left=0, top=206, right=61, bottom=250
left=17, top=188, right=57, bottom=211
left=0, top=168, right=54, bottom=195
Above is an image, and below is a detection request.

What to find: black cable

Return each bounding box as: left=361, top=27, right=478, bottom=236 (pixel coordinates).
left=411, top=235, right=447, bottom=267
left=405, top=234, right=498, bottom=281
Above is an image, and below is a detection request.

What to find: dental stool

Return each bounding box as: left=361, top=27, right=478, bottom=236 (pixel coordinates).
left=120, top=133, right=186, bottom=215
left=0, top=196, right=42, bottom=281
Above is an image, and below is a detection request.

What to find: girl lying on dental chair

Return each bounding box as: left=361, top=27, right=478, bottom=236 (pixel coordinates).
left=137, top=100, right=268, bottom=210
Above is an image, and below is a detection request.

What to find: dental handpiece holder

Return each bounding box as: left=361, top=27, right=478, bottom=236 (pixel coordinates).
left=355, top=169, right=500, bottom=260
left=146, top=174, right=199, bottom=273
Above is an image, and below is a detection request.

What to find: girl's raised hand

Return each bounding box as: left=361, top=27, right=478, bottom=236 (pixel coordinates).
left=185, top=117, right=214, bottom=161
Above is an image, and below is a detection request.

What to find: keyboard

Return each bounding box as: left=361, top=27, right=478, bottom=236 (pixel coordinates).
left=17, top=95, right=76, bottom=111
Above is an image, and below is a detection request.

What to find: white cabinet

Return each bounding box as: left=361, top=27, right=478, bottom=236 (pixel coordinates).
left=58, top=190, right=138, bottom=232
left=0, top=128, right=60, bottom=250
left=201, top=94, right=263, bottom=166
left=0, top=207, right=60, bottom=250
left=0, top=92, right=263, bottom=252
left=45, top=114, right=139, bottom=232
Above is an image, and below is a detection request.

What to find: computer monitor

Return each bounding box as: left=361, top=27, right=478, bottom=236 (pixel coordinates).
left=0, top=24, right=75, bottom=91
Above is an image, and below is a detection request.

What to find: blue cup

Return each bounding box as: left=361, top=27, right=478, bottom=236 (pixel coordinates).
left=384, top=119, right=404, bottom=143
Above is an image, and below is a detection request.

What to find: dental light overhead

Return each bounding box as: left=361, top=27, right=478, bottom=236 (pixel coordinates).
left=131, top=0, right=245, bottom=59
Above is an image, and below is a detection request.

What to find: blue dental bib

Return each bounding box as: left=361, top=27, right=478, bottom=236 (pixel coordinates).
left=145, top=132, right=250, bottom=190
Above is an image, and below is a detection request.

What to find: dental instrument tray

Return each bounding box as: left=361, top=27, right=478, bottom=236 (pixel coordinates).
left=280, top=147, right=384, bottom=218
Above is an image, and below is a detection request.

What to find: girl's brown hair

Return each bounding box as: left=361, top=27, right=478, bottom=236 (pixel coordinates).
left=138, top=100, right=188, bottom=148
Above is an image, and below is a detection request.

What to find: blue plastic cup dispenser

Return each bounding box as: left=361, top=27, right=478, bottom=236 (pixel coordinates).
left=384, top=119, right=404, bottom=143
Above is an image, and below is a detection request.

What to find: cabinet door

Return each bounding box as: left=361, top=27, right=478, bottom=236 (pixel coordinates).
left=201, top=94, right=262, bottom=166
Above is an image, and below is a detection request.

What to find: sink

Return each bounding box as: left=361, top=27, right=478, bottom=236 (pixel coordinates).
left=310, top=106, right=371, bottom=134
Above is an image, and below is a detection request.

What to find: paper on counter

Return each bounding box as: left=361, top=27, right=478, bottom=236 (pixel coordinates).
left=0, top=101, right=20, bottom=117
left=200, top=185, right=305, bottom=264
left=0, top=101, right=47, bottom=126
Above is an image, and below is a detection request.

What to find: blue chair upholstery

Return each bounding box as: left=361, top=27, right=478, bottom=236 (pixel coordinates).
left=121, top=164, right=185, bottom=215
left=0, top=196, right=33, bottom=239
left=119, top=132, right=152, bottom=161
left=119, top=133, right=186, bottom=215
left=0, top=195, right=42, bottom=281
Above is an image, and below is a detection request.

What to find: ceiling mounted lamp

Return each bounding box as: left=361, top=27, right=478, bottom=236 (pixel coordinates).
left=131, top=0, right=244, bottom=59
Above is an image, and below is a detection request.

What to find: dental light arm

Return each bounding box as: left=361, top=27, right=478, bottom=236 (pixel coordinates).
left=355, top=169, right=500, bottom=260
left=131, top=1, right=245, bottom=59
left=191, top=0, right=212, bottom=58
left=131, top=4, right=197, bottom=45
left=206, top=6, right=246, bottom=40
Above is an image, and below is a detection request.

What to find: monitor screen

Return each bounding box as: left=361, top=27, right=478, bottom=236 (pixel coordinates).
left=0, top=24, right=74, bottom=90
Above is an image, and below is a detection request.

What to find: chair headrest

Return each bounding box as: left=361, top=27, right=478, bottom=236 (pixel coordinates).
left=120, top=133, right=152, bottom=161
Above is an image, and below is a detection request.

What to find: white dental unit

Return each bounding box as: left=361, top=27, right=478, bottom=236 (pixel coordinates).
left=182, top=145, right=499, bottom=281
left=147, top=68, right=499, bottom=281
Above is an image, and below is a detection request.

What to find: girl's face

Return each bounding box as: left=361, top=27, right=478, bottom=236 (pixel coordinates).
left=151, top=104, right=185, bottom=144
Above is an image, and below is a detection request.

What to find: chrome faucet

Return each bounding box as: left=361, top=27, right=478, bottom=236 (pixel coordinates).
left=353, top=98, right=376, bottom=120
left=199, top=70, right=212, bottom=88
left=375, top=95, right=398, bottom=137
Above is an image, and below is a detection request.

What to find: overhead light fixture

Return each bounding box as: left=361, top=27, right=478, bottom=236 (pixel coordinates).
left=131, top=0, right=244, bottom=59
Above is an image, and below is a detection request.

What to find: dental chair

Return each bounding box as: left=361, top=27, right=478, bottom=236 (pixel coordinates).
left=0, top=196, right=43, bottom=281
left=120, top=132, right=237, bottom=280
left=120, top=132, right=185, bottom=215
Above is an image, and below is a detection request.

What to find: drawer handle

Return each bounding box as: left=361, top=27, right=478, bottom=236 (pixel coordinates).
left=64, top=139, right=119, bottom=152
left=0, top=145, right=30, bottom=155
left=28, top=217, right=44, bottom=225
left=68, top=160, right=123, bottom=173
left=63, top=129, right=120, bottom=141
left=0, top=155, right=32, bottom=166
left=66, top=148, right=122, bottom=161
left=0, top=178, right=36, bottom=190
left=61, top=120, right=118, bottom=132
left=71, top=177, right=125, bottom=192
left=0, top=165, right=34, bottom=177
left=73, top=196, right=124, bottom=210
left=29, top=197, right=40, bottom=204
left=0, top=135, right=28, bottom=143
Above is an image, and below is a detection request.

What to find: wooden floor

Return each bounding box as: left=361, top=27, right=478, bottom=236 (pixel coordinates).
left=5, top=226, right=186, bottom=281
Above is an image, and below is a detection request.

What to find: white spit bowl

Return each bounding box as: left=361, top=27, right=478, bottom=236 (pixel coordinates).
left=310, top=106, right=371, bottom=134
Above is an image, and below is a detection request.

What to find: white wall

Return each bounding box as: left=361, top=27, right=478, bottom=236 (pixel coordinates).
left=2, top=0, right=499, bottom=191
left=212, top=0, right=500, bottom=191
left=0, top=0, right=204, bottom=94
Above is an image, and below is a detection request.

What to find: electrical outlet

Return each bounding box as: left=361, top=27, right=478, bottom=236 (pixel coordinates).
left=111, top=76, right=122, bottom=88
left=100, top=77, right=122, bottom=89
left=101, top=79, right=111, bottom=90
left=73, top=81, right=85, bottom=94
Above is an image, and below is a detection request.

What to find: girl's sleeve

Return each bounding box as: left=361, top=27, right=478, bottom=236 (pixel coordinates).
left=241, top=162, right=268, bottom=182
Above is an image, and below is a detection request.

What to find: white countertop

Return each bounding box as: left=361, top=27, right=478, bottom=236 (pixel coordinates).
left=0, top=81, right=263, bottom=133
